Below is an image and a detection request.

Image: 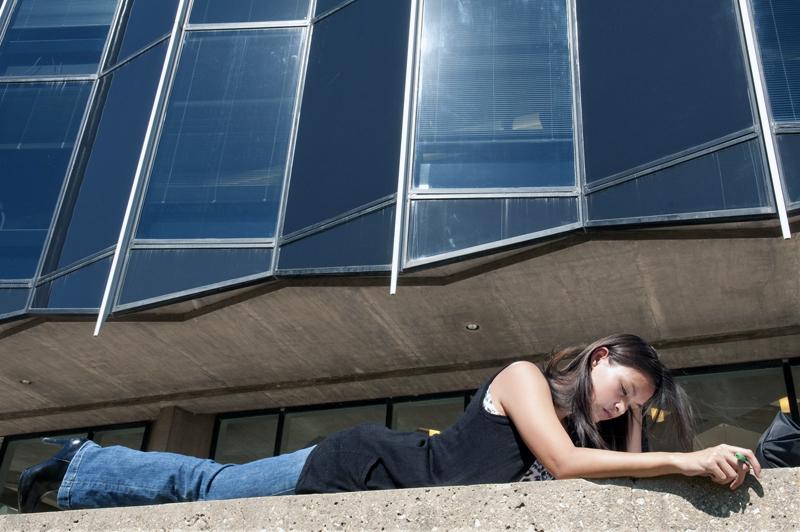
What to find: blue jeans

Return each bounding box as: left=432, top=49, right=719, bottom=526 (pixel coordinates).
left=57, top=441, right=315, bottom=509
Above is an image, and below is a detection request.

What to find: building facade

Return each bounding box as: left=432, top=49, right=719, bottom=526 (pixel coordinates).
left=0, top=0, right=799, bottom=513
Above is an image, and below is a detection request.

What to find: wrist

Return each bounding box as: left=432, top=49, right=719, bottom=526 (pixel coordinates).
left=666, top=452, right=686, bottom=475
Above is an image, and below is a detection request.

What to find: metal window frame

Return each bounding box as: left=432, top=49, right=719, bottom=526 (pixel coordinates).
left=398, top=0, right=582, bottom=272
left=312, top=0, right=358, bottom=23
left=584, top=130, right=758, bottom=194
left=94, top=0, right=191, bottom=335
left=404, top=220, right=582, bottom=270
left=101, top=34, right=171, bottom=77
left=132, top=238, right=275, bottom=249
left=390, top=0, right=421, bottom=294
left=186, top=20, right=309, bottom=31
left=0, top=0, right=123, bottom=81
left=114, top=268, right=273, bottom=313
left=775, top=123, right=800, bottom=134
left=281, top=195, right=395, bottom=244
left=737, top=0, right=791, bottom=238
left=20, top=80, right=102, bottom=312
left=35, top=248, right=115, bottom=286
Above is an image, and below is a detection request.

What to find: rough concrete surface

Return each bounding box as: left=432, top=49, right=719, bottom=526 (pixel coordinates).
left=1, top=468, right=798, bottom=531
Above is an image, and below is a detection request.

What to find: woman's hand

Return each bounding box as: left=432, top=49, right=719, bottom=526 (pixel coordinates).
left=675, top=444, right=762, bottom=490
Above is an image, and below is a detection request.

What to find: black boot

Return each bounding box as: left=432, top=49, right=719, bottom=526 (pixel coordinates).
left=17, top=437, right=87, bottom=513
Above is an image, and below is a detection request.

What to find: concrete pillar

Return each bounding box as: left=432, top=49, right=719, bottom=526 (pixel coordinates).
left=146, top=406, right=215, bottom=458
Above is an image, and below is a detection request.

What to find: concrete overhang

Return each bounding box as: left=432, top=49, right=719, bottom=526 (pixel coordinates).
left=1, top=220, right=799, bottom=435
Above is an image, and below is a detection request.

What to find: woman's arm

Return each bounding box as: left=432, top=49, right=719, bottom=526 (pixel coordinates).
left=491, top=362, right=760, bottom=489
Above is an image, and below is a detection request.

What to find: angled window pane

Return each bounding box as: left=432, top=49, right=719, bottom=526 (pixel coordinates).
left=189, top=0, right=309, bottom=24
left=776, top=133, right=800, bottom=205
left=650, top=368, right=786, bottom=451
left=391, top=397, right=464, bottom=433
left=752, top=0, right=800, bottom=123
left=314, top=0, right=351, bottom=17
left=118, top=247, right=272, bottom=306
left=136, top=30, right=303, bottom=239
left=578, top=0, right=754, bottom=182
left=281, top=405, right=385, bottom=454
left=214, top=414, right=279, bottom=464
left=586, top=140, right=771, bottom=222
left=32, top=256, right=110, bottom=309
left=0, top=82, right=92, bottom=279
left=282, top=0, right=410, bottom=234
left=0, top=0, right=118, bottom=76
left=107, top=0, right=177, bottom=67
left=45, top=42, right=168, bottom=273
left=413, top=0, right=574, bottom=189
left=408, top=197, right=578, bottom=262
left=0, top=288, right=29, bottom=316
left=278, top=207, right=394, bottom=271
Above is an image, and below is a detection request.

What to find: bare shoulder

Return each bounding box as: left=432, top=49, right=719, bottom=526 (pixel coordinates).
left=489, top=361, right=551, bottom=416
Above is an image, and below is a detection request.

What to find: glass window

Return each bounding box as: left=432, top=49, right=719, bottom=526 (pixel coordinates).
left=0, top=432, right=87, bottom=513
left=91, top=426, right=146, bottom=449
left=32, top=256, right=110, bottom=309
left=281, top=0, right=410, bottom=235
left=118, top=247, right=272, bottom=306
left=408, top=197, right=578, bottom=261
left=391, top=397, right=464, bottom=433
left=280, top=404, right=385, bottom=454
left=793, top=366, right=800, bottom=412
left=0, top=82, right=92, bottom=279
left=189, top=0, right=309, bottom=24
left=44, top=42, right=168, bottom=273
left=0, top=288, right=29, bottom=316
left=752, top=0, right=800, bottom=123
left=577, top=0, right=754, bottom=182
left=106, top=0, right=177, bottom=67
left=136, top=30, right=303, bottom=239
left=650, top=368, right=788, bottom=451
left=413, top=0, right=574, bottom=189
left=776, top=133, right=800, bottom=205
left=0, top=0, right=118, bottom=77
left=315, top=0, right=351, bottom=17
left=214, top=414, right=279, bottom=464
left=277, top=206, right=394, bottom=271
left=586, top=140, right=771, bottom=222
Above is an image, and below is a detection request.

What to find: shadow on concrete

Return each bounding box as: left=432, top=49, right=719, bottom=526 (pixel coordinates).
left=594, top=475, right=765, bottom=518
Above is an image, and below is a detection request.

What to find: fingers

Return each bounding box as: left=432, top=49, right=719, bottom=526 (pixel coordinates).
left=724, top=445, right=762, bottom=479
left=729, top=462, right=748, bottom=490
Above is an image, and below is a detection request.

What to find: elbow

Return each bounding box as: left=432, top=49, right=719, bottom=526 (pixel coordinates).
left=541, top=456, right=573, bottom=480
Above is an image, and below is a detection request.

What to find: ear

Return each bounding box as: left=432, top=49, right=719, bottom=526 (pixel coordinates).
left=591, top=346, right=610, bottom=368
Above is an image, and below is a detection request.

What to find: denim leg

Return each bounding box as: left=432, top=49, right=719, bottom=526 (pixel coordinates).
left=57, top=442, right=315, bottom=509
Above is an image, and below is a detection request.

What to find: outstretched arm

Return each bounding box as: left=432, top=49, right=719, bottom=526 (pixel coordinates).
left=490, top=362, right=760, bottom=489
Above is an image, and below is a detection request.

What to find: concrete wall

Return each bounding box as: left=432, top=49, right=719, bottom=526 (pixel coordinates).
left=2, top=468, right=797, bottom=530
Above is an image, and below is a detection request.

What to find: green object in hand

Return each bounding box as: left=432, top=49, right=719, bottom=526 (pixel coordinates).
left=735, top=452, right=750, bottom=466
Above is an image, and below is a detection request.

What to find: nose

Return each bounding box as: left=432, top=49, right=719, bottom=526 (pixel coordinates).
left=615, top=401, right=627, bottom=415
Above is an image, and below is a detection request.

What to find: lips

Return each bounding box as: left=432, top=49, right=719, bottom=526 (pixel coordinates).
left=602, top=408, right=615, bottom=420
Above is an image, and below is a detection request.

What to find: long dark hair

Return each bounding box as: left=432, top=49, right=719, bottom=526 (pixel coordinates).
left=543, top=333, right=693, bottom=451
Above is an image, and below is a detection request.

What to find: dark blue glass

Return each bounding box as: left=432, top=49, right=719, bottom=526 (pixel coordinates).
left=408, top=197, right=578, bottom=261
left=136, top=30, right=303, bottom=239
left=776, top=134, right=800, bottom=205
left=0, top=82, right=92, bottom=279
left=752, top=0, right=800, bottom=122
left=118, top=247, right=272, bottom=306
left=413, top=0, right=574, bottom=189
left=44, top=43, right=168, bottom=274
left=0, top=0, right=117, bottom=76
left=282, top=0, right=410, bottom=235
left=0, top=288, right=29, bottom=316
left=278, top=207, right=394, bottom=271
left=577, top=0, right=754, bottom=182
left=189, top=0, right=309, bottom=23
left=586, top=140, right=771, bottom=221
left=107, top=0, right=177, bottom=67
left=32, top=257, right=110, bottom=309
left=315, top=0, right=352, bottom=16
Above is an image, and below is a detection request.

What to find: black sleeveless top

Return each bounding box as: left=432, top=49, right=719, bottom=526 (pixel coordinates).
left=294, top=367, right=535, bottom=493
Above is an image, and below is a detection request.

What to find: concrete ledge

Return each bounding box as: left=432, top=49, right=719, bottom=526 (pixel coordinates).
left=2, top=468, right=798, bottom=531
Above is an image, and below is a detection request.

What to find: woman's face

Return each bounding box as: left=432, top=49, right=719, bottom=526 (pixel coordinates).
left=589, top=347, right=656, bottom=423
